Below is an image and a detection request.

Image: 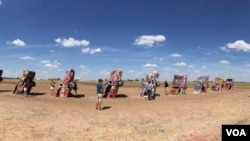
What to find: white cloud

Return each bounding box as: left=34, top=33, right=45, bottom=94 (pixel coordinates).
left=219, top=60, right=230, bottom=64
left=7, top=39, right=26, bottom=46
left=134, top=35, right=166, bottom=48
left=100, top=70, right=110, bottom=75
left=20, top=56, right=34, bottom=60
left=142, top=63, right=158, bottom=68
left=79, top=65, right=89, bottom=73
left=81, top=47, right=91, bottom=53
left=221, top=40, right=250, bottom=52
left=40, top=60, right=50, bottom=64
left=55, top=37, right=90, bottom=47
left=90, top=48, right=101, bottom=54
left=174, top=62, right=187, bottom=67
left=40, top=60, right=61, bottom=69
left=55, top=38, right=61, bottom=43
left=82, top=47, right=102, bottom=54
left=0, top=0, right=2, bottom=5
left=169, top=53, right=182, bottom=57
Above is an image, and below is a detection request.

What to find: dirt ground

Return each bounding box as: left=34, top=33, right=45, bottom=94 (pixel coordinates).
left=0, top=80, right=250, bottom=141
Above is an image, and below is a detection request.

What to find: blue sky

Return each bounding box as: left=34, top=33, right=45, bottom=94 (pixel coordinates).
left=1, top=0, right=250, bottom=82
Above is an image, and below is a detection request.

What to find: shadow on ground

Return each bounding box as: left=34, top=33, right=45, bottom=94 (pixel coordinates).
left=68, top=93, right=85, bottom=98
left=102, top=106, right=111, bottom=110
left=0, top=90, right=13, bottom=93
left=28, top=92, right=46, bottom=96
left=150, top=93, right=161, bottom=100
left=115, top=93, right=128, bottom=98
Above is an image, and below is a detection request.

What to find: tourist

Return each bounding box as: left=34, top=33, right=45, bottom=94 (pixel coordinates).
left=23, top=80, right=29, bottom=96
left=146, top=81, right=154, bottom=100
left=164, top=80, right=169, bottom=95
left=50, top=80, right=56, bottom=96
left=71, top=81, right=78, bottom=95
left=96, top=79, right=103, bottom=110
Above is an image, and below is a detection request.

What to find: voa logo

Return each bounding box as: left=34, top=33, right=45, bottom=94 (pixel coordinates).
left=226, top=129, right=246, bottom=136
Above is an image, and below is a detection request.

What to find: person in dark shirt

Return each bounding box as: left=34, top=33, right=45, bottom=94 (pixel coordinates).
left=164, top=81, right=169, bottom=95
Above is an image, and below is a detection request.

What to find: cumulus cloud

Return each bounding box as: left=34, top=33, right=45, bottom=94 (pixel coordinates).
left=142, top=63, right=158, bottom=68
left=81, top=47, right=102, bottom=54
left=81, top=47, right=90, bottom=53
left=221, top=40, right=250, bottom=52
left=174, top=62, right=187, bottom=67
left=55, top=37, right=90, bottom=47
left=40, top=60, right=61, bottom=68
left=169, top=53, right=182, bottom=57
left=20, top=56, right=34, bottom=60
left=7, top=39, right=26, bottom=46
left=219, top=60, right=230, bottom=64
left=134, top=35, right=166, bottom=48
left=90, top=48, right=101, bottom=54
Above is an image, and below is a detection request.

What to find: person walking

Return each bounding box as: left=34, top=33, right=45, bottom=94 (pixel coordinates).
left=96, top=79, right=104, bottom=110
left=164, top=80, right=169, bottom=95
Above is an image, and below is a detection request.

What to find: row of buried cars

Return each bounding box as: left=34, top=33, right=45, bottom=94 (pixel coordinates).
left=0, top=69, right=124, bottom=98
left=0, top=69, right=75, bottom=96
left=168, top=74, right=234, bottom=94
left=0, top=69, right=234, bottom=96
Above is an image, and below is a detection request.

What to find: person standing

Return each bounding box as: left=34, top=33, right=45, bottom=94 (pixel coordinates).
left=164, top=80, right=169, bottom=95
left=146, top=81, right=154, bottom=100
left=23, top=80, right=29, bottom=96
left=50, top=80, right=56, bottom=96
left=70, top=81, right=78, bottom=95
left=96, top=79, right=103, bottom=110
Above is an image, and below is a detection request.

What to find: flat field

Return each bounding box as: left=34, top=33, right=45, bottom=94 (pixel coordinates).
left=0, top=80, right=250, bottom=141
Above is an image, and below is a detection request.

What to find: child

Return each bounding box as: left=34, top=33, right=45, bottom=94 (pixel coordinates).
left=50, top=81, right=56, bottom=96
